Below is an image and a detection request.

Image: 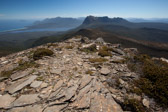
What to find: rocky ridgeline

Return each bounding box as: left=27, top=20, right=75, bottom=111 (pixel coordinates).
left=0, top=36, right=167, bottom=112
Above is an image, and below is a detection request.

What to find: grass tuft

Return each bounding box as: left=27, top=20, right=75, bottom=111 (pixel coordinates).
left=33, top=48, right=53, bottom=60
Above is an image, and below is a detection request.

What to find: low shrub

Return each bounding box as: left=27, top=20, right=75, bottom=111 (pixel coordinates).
left=65, top=45, right=74, bottom=49
left=80, top=44, right=97, bottom=53
left=17, top=61, right=39, bottom=71
left=33, top=48, right=54, bottom=60
left=98, top=50, right=112, bottom=57
left=0, top=61, right=39, bottom=78
left=89, top=58, right=108, bottom=63
left=127, top=54, right=168, bottom=107
left=0, top=70, right=13, bottom=78
left=98, top=45, right=112, bottom=57
left=123, top=97, right=146, bottom=112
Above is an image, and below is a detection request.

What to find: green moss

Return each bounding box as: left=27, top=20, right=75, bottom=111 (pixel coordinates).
left=33, top=48, right=54, bottom=60
left=123, top=98, right=146, bottom=112
left=89, top=58, right=108, bottom=63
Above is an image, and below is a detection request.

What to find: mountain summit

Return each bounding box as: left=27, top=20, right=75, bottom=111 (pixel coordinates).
left=0, top=36, right=168, bottom=111
left=83, top=15, right=129, bottom=25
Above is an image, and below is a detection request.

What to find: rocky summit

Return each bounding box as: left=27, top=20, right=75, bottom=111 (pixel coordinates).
left=0, top=36, right=167, bottom=112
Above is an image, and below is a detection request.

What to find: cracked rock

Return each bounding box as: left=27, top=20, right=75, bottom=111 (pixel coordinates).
left=11, top=94, right=40, bottom=107
left=7, top=75, right=37, bottom=94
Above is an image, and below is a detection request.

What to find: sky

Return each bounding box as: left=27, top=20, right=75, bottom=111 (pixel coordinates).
left=0, top=0, right=168, bottom=19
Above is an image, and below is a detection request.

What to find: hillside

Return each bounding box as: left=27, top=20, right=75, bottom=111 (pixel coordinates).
left=33, top=28, right=168, bottom=58
left=0, top=31, right=59, bottom=57
left=28, top=17, right=84, bottom=29
left=0, top=37, right=168, bottom=112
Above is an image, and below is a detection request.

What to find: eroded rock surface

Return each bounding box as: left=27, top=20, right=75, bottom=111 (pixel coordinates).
left=0, top=36, right=165, bottom=112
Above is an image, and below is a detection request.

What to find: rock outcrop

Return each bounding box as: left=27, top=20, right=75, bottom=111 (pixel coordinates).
left=0, top=36, right=167, bottom=112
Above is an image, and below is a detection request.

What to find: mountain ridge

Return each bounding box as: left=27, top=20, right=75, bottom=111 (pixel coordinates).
left=0, top=36, right=168, bottom=111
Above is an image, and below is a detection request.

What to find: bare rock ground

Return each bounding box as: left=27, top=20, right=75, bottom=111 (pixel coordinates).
left=0, top=36, right=166, bottom=112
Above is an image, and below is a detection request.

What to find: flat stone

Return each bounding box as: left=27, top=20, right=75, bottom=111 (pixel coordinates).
left=7, top=75, right=37, bottom=94
left=72, top=91, right=91, bottom=109
left=111, top=69, right=117, bottom=74
left=77, top=81, right=92, bottom=100
left=44, top=103, right=68, bottom=112
left=90, top=91, right=123, bottom=112
left=0, top=94, right=16, bottom=109
left=112, top=48, right=125, bottom=55
left=111, top=56, right=125, bottom=63
left=100, top=67, right=110, bottom=75
left=30, top=81, right=42, bottom=88
left=40, top=86, right=53, bottom=99
left=40, top=82, right=48, bottom=89
left=50, top=68, right=63, bottom=74
left=12, top=94, right=40, bottom=107
left=64, top=84, right=78, bottom=101
left=7, top=105, right=43, bottom=112
left=10, top=69, right=32, bottom=81
left=79, top=75, right=92, bottom=89
left=53, top=80, right=64, bottom=91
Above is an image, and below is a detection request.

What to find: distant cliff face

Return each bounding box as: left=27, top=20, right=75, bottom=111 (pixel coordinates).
left=82, top=15, right=129, bottom=25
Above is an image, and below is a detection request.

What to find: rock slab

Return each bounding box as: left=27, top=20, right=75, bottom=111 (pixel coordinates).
left=7, top=75, right=37, bottom=94
left=0, top=94, right=16, bottom=109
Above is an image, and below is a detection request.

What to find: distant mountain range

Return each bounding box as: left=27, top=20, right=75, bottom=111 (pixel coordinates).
left=27, top=17, right=84, bottom=29
left=127, top=18, right=168, bottom=23
left=1, top=16, right=168, bottom=58
left=80, top=16, right=168, bottom=31
left=33, top=16, right=168, bottom=58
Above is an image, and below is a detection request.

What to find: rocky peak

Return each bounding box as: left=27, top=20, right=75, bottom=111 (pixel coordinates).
left=83, top=15, right=129, bottom=25
left=0, top=36, right=167, bottom=112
